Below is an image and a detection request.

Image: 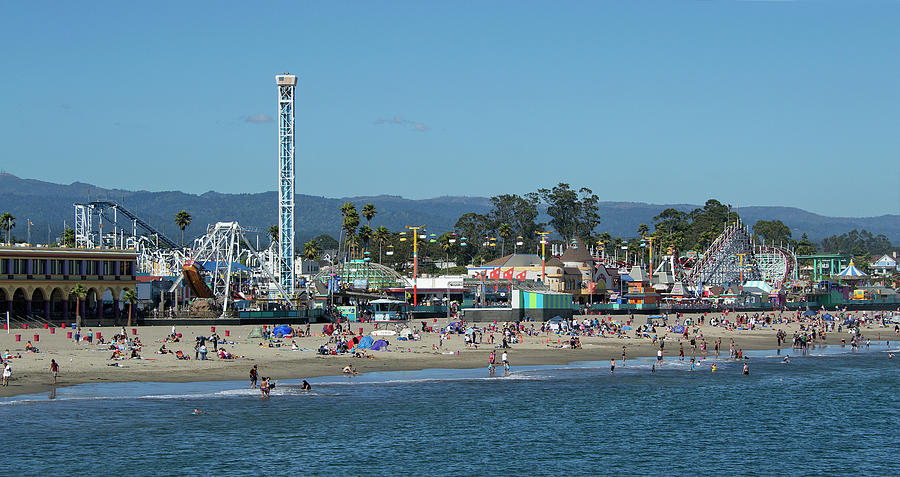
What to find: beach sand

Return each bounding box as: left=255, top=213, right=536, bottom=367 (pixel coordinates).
left=1, top=311, right=892, bottom=398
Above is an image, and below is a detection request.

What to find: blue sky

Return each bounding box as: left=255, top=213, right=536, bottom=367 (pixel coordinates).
left=1, top=0, right=898, bottom=217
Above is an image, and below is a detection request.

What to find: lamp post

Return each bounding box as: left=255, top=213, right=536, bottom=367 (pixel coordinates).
left=537, top=231, right=552, bottom=283
left=406, top=225, right=425, bottom=307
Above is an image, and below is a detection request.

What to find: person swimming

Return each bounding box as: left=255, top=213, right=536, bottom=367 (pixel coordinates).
left=742, top=363, right=750, bottom=375
left=783, top=355, right=790, bottom=364
left=301, top=380, right=312, bottom=391
left=192, top=409, right=205, bottom=415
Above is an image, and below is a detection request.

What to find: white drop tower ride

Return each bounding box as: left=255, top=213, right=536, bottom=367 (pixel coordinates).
left=276, top=73, right=297, bottom=301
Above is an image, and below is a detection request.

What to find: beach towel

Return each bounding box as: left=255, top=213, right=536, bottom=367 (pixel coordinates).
left=248, top=327, right=264, bottom=338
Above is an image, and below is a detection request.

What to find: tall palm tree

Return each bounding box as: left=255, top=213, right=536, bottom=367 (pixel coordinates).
left=373, top=226, right=390, bottom=262
left=69, top=284, right=88, bottom=331
left=361, top=203, right=377, bottom=224
left=303, top=240, right=320, bottom=261
left=174, top=210, right=192, bottom=247
left=122, top=288, right=138, bottom=327
left=342, top=205, right=360, bottom=260
left=637, top=223, right=649, bottom=238
left=268, top=224, right=279, bottom=243
left=338, top=202, right=357, bottom=262
left=358, top=225, right=373, bottom=252
left=0, top=212, right=15, bottom=244
left=498, top=223, right=513, bottom=256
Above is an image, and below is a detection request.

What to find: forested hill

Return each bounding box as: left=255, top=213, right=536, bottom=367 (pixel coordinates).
left=0, top=173, right=897, bottom=245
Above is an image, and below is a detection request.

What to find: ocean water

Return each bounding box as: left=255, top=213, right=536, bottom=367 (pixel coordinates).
left=3, top=344, right=899, bottom=476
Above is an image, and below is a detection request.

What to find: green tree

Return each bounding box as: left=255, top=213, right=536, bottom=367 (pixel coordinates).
left=637, top=223, right=649, bottom=238
left=795, top=233, right=817, bottom=256
left=498, top=223, right=513, bottom=256
left=62, top=227, right=76, bottom=247
left=358, top=224, right=373, bottom=251
left=455, top=212, right=489, bottom=266
left=268, top=224, right=279, bottom=243
left=361, top=203, right=377, bottom=224
left=339, top=202, right=360, bottom=261
left=122, top=288, right=138, bottom=327
left=69, top=283, right=88, bottom=330
left=373, top=226, right=390, bottom=262
left=538, top=183, right=599, bottom=243
left=303, top=240, right=321, bottom=261
left=487, top=193, right=542, bottom=252
left=752, top=219, right=792, bottom=246
left=0, top=212, right=15, bottom=244
left=312, top=234, right=339, bottom=250
left=174, top=210, right=192, bottom=247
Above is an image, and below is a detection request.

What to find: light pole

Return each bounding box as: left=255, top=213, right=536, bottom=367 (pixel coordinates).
left=537, top=231, right=552, bottom=283
left=406, top=225, right=425, bottom=307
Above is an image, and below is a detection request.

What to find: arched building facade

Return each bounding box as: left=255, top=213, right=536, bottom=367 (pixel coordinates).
left=0, top=245, right=137, bottom=323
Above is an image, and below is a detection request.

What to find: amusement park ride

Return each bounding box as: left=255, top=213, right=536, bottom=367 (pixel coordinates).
left=72, top=74, right=301, bottom=317
left=642, top=220, right=798, bottom=296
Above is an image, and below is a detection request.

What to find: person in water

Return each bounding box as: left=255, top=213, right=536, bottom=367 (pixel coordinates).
left=742, top=363, right=750, bottom=375
left=301, top=380, right=312, bottom=391
left=610, top=358, right=615, bottom=374
left=260, top=377, right=271, bottom=399
left=192, top=409, right=205, bottom=415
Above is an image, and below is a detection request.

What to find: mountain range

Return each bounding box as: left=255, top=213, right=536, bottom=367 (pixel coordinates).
left=0, top=173, right=897, bottom=247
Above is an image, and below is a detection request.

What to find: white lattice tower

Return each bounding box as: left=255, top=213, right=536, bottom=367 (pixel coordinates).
left=276, top=73, right=297, bottom=302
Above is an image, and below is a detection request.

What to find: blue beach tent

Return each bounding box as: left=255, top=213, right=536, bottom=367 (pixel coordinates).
left=357, top=336, right=375, bottom=349
left=273, top=325, right=292, bottom=338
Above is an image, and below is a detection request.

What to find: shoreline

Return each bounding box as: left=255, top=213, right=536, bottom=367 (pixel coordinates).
left=2, top=312, right=896, bottom=399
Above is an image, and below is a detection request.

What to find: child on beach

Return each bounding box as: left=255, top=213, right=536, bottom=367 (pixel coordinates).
left=50, top=359, right=59, bottom=384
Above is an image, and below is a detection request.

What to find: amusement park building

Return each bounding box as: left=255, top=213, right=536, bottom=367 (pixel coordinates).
left=0, top=245, right=137, bottom=322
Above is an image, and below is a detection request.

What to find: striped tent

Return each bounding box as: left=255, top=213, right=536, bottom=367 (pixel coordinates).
left=836, top=260, right=867, bottom=279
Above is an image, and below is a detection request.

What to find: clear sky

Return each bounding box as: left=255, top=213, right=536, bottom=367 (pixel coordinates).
left=1, top=1, right=898, bottom=217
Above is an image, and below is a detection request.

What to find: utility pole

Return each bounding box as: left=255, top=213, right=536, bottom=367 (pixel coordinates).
left=406, top=225, right=425, bottom=307
left=537, top=231, right=552, bottom=283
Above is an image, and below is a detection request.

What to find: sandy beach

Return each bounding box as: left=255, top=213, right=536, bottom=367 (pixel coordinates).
left=1, top=311, right=895, bottom=398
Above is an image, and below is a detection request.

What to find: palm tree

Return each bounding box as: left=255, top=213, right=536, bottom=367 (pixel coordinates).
left=342, top=205, right=360, bottom=260
left=69, top=284, right=88, bottom=331
left=637, top=223, right=649, bottom=238
left=303, top=240, right=320, bottom=261
left=373, top=226, right=390, bottom=262
left=0, top=212, right=15, bottom=244
left=268, top=224, right=279, bottom=243
left=122, top=288, right=138, bottom=327
left=358, top=225, right=373, bottom=252
left=174, top=210, right=192, bottom=247
left=338, top=202, right=357, bottom=262
left=498, top=223, right=513, bottom=256
left=361, top=203, right=377, bottom=224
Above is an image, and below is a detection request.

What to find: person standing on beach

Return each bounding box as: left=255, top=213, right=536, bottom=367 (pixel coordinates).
left=50, top=359, right=59, bottom=384
left=2, top=362, right=11, bottom=386
left=679, top=343, right=684, bottom=361
left=249, top=365, right=258, bottom=389
left=657, top=348, right=663, bottom=364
